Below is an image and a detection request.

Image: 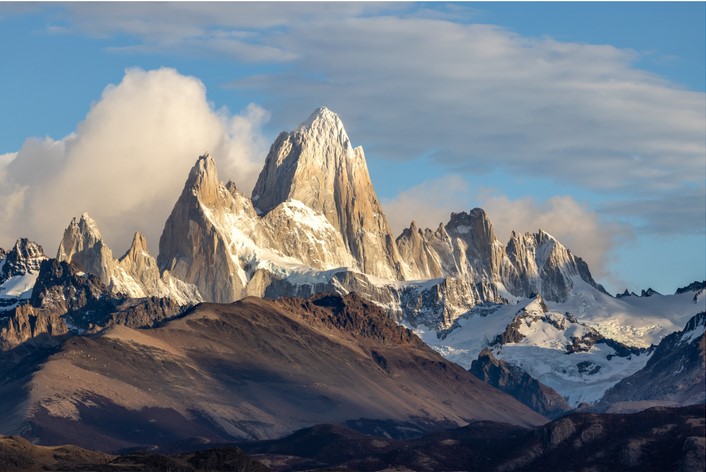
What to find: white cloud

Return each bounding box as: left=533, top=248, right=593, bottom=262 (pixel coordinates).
left=0, top=68, right=270, bottom=255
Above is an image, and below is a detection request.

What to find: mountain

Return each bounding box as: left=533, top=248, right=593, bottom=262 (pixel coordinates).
left=0, top=239, right=47, bottom=309
left=2, top=293, right=545, bottom=452
left=2, top=106, right=704, bottom=420
left=414, top=295, right=652, bottom=407
left=0, top=258, right=184, bottom=350
left=470, top=347, right=571, bottom=418
left=58, top=213, right=200, bottom=305
left=252, top=107, right=405, bottom=281
left=599, top=312, right=706, bottom=409
left=156, top=108, right=611, bottom=330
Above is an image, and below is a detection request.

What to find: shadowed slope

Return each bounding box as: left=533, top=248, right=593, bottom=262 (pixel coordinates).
left=12, top=293, right=545, bottom=451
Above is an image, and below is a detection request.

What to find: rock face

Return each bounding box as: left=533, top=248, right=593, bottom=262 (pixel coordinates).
left=0, top=239, right=48, bottom=306
left=470, top=347, right=571, bottom=418
left=56, top=214, right=116, bottom=287
left=158, top=153, right=355, bottom=303
left=501, top=229, right=607, bottom=302
left=0, top=239, right=46, bottom=283
left=252, top=107, right=405, bottom=280
left=395, top=209, right=605, bottom=322
left=0, top=259, right=185, bottom=350
left=600, top=312, right=706, bottom=407
left=58, top=214, right=199, bottom=305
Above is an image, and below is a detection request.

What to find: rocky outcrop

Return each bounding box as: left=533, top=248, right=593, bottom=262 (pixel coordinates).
left=641, top=288, right=661, bottom=297
left=616, top=289, right=638, bottom=298
left=446, top=209, right=504, bottom=282
left=395, top=222, right=444, bottom=280
left=58, top=213, right=200, bottom=304
left=252, top=107, right=405, bottom=280
left=56, top=213, right=116, bottom=287
left=0, top=258, right=186, bottom=350
left=600, top=312, right=706, bottom=407
left=470, top=348, right=571, bottom=418
left=0, top=239, right=47, bottom=306
left=676, top=281, right=706, bottom=295
left=158, top=153, right=354, bottom=303
left=0, top=259, right=106, bottom=349
left=0, top=239, right=46, bottom=283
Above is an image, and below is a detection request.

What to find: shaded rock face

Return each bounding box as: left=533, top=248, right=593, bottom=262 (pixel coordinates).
left=252, top=107, right=405, bottom=280
left=0, top=239, right=46, bottom=283
left=600, top=312, right=706, bottom=407
left=0, top=259, right=104, bottom=349
left=0, top=259, right=184, bottom=350
left=58, top=214, right=200, bottom=304
left=470, top=348, right=571, bottom=419
left=676, top=281, right=706, bottom=295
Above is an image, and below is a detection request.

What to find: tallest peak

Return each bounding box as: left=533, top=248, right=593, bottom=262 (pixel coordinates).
left=299, top=106, right=344, bottom=131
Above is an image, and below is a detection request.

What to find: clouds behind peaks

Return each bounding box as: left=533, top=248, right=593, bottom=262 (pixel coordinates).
left=0, top=68, right=269, bottom=255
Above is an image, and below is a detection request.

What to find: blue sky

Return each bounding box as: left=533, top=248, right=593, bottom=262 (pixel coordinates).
left=0, top=2, right=704, bottom=295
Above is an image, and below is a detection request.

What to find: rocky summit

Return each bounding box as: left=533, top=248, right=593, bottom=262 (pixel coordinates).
left=0, top=107, right=704, bottom=469
left=151, top=107, right=611, bottom=329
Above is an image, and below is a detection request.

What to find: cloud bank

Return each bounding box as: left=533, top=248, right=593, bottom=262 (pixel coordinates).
left=0, top=68, right=269, bottom=255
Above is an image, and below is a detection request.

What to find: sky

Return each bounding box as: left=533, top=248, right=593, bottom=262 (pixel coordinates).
left=0, top=2, right=704, bottom=295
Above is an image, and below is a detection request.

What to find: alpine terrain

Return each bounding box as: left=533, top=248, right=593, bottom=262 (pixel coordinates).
left=0, top=107, right=703, bottom=471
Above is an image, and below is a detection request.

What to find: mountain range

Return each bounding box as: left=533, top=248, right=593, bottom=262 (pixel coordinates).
left=0, top=107, right=704, bottom=469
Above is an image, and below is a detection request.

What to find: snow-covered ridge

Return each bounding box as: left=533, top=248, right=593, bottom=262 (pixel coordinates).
left=0, top=239, right=48, bottom=304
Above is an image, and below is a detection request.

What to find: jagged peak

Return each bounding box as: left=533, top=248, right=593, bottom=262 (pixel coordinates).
left=72, top=212, right=102, bottom=239
left=524, top=294, right=548, bottom=314
left=299, top=106, right=343, bottom=130
left=182, top=152, right=222, bottom=206
left=9, top=237, right=44, bottom=254
left=0, top=238, right=46, bottom=279
left=294, top=106, right=353, bottom=154
left=188, top=152, right=217, bottom=180
left=435, top=222, right=449, bottom=239
left=536, top=228, right=558, bottom=241
left=124, top=232, right=148, bottom=257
